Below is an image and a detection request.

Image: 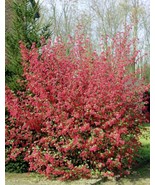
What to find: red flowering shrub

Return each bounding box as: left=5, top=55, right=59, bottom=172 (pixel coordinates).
left=5, top=27, right=149, bottom=180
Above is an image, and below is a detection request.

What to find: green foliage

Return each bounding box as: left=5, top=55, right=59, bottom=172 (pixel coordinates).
left=5, top=154, right=29, bottom=173
left=5, top=0, right=52, bottom=91
left=138, top=125, right=150, bottom=163
left=134, top=125, right=150, bottom=168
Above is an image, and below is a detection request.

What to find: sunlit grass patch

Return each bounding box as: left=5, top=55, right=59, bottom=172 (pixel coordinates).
left=132, top=123, right=150, bottom=177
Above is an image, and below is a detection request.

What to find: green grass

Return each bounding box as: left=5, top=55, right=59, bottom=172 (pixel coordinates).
left=5, top=124, right=150, bottom=185
left=135, top=124, right=150, bottom=168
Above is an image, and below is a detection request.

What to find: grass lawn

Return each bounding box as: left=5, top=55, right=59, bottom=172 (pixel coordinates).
left=5, top=124, right=150, bottom=185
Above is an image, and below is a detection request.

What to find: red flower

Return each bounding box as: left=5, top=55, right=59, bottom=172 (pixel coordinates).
left=89, top=145, right=98, bottom=152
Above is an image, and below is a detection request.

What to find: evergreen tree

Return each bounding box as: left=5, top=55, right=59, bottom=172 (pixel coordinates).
left=5, top=0, right=51, bottom=91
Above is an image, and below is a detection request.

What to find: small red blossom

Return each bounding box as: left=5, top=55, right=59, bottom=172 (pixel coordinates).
left=90, top=145, right=98, bottom=152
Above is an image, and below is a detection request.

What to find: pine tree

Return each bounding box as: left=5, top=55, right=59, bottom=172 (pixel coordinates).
left=5, top=0, right=51, bottom=91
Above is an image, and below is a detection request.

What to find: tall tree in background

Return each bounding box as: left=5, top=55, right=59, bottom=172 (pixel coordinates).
left=46, top=0, right=149, bottom=72
left=5, top=0, right=52, bottom=91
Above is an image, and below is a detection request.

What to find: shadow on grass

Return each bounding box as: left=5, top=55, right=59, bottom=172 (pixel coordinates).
left=117, top=163, right=150, bottom=185
left=89, top=162, right=150, bottom=185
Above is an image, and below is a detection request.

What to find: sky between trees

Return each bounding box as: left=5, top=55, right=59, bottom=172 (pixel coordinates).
left=37, top=0, right=149, bottom=83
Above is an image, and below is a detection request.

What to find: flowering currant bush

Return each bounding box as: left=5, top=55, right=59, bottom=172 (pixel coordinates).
left=5, top=27, right=149, bottom=180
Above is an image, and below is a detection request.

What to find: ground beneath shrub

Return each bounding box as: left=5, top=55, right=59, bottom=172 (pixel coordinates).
left=5, top=163, right=150, bottom=185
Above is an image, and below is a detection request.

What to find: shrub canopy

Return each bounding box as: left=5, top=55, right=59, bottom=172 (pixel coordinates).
left=5, top=28, right=149, bottom=180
